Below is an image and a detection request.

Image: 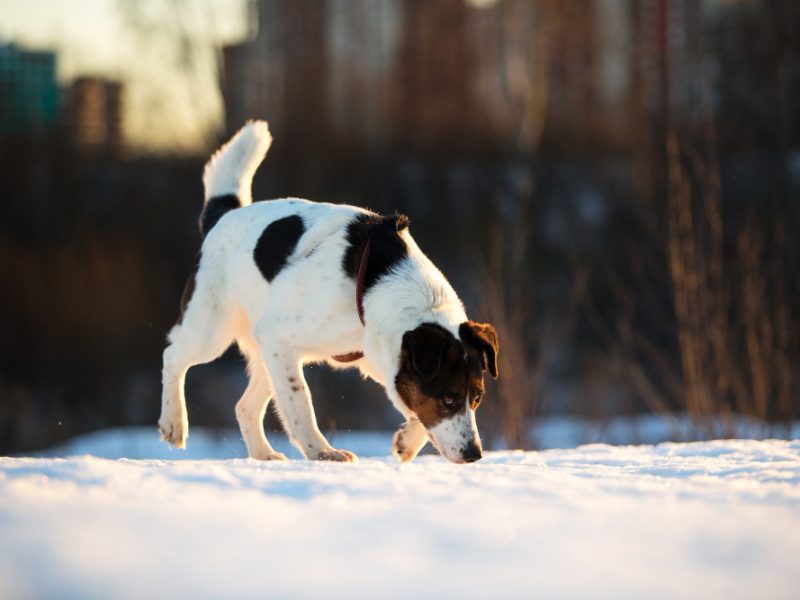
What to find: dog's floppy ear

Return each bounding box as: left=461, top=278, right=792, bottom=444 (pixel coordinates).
left=393, top=213, right=410, bottom=232
left=459, top=321, right=500, bottom=379
left=381, top=213, right=410, bottom=233
left=402, top=323, right=450, bottom=382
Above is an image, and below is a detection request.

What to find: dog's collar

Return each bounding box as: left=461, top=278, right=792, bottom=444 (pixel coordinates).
left=355, top=237, right=370, bottom=326
left=330, top=239, right=370, bottom=364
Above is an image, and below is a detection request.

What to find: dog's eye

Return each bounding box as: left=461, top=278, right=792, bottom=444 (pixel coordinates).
left=471, top=388, right=483, bottom=401
left=441, top=393, right=458, bottom=407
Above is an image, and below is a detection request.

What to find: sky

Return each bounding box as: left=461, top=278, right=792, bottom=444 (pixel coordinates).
left=0, top=0, right=251, bottom=153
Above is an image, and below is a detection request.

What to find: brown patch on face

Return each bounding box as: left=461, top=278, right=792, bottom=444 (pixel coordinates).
left=395, top=377, right=447, bottom=429
left=395, top=323, right=487, bottom=429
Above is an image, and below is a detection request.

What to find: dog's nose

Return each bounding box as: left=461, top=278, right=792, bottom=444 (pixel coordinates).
left=462, top=441, right=482, bottom=463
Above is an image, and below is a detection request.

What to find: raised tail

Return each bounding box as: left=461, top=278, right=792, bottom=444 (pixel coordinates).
left=199, top=120, right=272, bottom=236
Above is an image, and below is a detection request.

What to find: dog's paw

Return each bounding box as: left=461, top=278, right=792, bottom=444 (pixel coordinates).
left=316, top=448, right=358, bottom=463
left=158, top=415, right=188, bottom=449
left=249, top=450, right=288, bottom=462
left=392, top=428, right=417, bottom=463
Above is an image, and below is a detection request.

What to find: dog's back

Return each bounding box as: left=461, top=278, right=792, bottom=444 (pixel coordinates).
left=190, top=120, right=374, bottom=358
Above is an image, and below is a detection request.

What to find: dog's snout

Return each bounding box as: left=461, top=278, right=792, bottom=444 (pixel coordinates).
left=462, top=441, right=482, bottom=463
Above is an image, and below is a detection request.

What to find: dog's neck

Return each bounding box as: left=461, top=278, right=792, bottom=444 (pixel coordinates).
left=359, top=234, right=467, bottom=414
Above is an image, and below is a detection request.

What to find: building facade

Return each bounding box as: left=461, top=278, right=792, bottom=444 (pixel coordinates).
left=220, top=0, right=726, bottom=156
left=0, top=44, right=59, bottom=134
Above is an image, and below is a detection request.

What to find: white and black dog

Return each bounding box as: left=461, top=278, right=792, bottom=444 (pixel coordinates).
left=159, top=121, right=499, bottom=463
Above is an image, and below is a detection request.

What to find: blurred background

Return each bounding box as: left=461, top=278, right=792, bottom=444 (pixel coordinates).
left=1, top=0, right=799, bottom=455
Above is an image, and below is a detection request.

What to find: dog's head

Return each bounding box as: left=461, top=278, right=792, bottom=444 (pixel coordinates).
left=394, top=321, right=499, bottom=463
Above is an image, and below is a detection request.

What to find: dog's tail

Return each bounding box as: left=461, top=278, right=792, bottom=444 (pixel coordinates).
left=199, top=120, right=272, bottom=236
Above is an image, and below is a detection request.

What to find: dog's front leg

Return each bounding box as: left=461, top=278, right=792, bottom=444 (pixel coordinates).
left=392, top=418, right=429, bottom=463
left=261, top=344, right=357, bottom=463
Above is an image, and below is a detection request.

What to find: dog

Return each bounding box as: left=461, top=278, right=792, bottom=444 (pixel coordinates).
left=158, top=121, right=499, bottom=463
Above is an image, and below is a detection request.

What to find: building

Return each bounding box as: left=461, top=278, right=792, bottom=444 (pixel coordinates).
left=0, top=43, right=124, bottom=152
left=61, top=77, right=124, bottom=154
left=324, top=0, right=402, bottom=148
left=222, top=0, right=329, bottom=152
left=0, top=44, right=59, bottom=134
left=220, top=0, right=728, bottom=156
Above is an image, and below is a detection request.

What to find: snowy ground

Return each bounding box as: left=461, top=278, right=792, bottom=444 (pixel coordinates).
left=2, top=433, right=800, bottom=599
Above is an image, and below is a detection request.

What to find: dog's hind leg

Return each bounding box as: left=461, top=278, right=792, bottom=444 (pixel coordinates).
left=254, top=333, right=357, bottom=462
left=234, top=335, right=287, bottom=461
left=159, top=288, right=235, bottom=449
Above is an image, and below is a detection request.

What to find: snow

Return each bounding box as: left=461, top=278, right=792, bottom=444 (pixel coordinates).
left=41, top=414, right=800, bottom=461
left=2, top=434, right=800, bottom=599
left=43, top=426, right=392, bottom=461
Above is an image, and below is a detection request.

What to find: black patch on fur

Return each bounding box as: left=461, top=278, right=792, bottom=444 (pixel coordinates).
left=199, top=194, right=240, bottom=237
left=177, top=253, right=201, bottom=323
left=342, top=212, right=410, bottom=293
left=403, top=323, right=452, bottom=382
left=254, top=215, right=306, bottom=282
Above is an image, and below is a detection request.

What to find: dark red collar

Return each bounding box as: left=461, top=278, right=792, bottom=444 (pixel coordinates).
left=355, top=237, right=370, bottom=326
left=331, top=239, right=370, bottom=364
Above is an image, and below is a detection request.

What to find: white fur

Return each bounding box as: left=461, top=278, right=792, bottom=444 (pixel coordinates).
left=392, top=418, right=429, bottom=463
left=202, top=121, right=272, bottom=205
left=159, top=120, right=476, bottom=463
left=427, top=406, right=483, bottom=463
